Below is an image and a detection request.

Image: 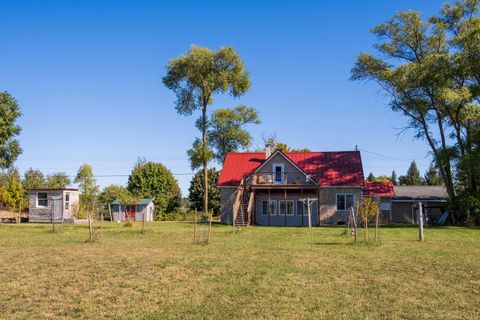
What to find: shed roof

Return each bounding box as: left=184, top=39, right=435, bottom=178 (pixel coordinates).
left=217, top=150, right=365, bottom=187
left=393, top=186, right=448, bottom=200
left=111, top=198, right=154, bottom=205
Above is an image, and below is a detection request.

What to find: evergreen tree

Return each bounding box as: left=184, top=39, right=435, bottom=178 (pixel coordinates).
left=399, top=161, right=425, bottom=186
left=391, top=170, right=398, bottom=186
left=367, top=172, right=375, bottom=182
left=424, top=163, right=443, bottom=186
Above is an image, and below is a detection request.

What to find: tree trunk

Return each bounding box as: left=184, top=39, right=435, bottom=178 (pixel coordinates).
left=202, top=105, right=209, bottom=216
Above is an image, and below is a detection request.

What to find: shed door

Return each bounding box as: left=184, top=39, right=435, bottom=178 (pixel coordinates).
left=126, top=205, right=136, bottom=220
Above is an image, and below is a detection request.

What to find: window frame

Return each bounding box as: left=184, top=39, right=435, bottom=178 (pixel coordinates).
left=336, top=194, right=355, bottom=211
left=37, top=192, right=48, bottom=208
left=296, top=201, right=309, bottom=216
left=272, top=163, right=284, bottom=184
left=262, top=200, right=277, bottom=215
left=64, top=192, right=70, bottom=210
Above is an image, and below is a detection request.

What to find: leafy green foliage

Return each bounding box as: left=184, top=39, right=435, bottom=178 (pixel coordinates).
left=98, top=184, right=131, bottom=211
left=424, top=163, right=443, bottom=186
left=74, top=164, right=99, bottom=216
left=0, top=92, right=22, bottom=170
left=187, top=138, right=214, bottom=170
left=358, top=197, right=379, bottom=241
left=127, top=160, right=181, bottom=214
left=399, top=161, right=425, bottom=186
left=207, top=105, right=260, bottom=164
left=261, top=134, right=310, bottom=153
left=46, top=172, right=71, bottom=189
left=0, top=168, right=27, bottom=211
left=188, top=169, right=220, bottom=214
left=351, top=1, right=480, bottom=216
left=163, top=45, right=251, bottom=213
left=22, top=168, right=46, bottom=191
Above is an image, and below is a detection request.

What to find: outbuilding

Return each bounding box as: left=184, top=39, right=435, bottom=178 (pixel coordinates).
left=111, top=198, right=155, bottom=222
left=28, top=189, right=80, bottom=223
left=391, top=186, right=448, bottom=224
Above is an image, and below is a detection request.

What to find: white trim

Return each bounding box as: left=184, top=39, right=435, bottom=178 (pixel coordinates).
left=278, top=200, right=295, bottom=215
left=272, top=163, right=285, bottom=184
left=36, top=192, right=48, bottom=208
left=391, top=199, right=447, bottom=203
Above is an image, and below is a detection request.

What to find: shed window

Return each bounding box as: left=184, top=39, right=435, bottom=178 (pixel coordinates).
left=37, top=193, right=48, bottom=207
left=336, top=194, right=355, bottom=211
left=380, top=202, right=391, bottom=211
left=65, top=192, right=70, bottom=210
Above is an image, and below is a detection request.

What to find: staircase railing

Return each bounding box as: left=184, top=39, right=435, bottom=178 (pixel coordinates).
left=232, top=177, right=245, bottom=227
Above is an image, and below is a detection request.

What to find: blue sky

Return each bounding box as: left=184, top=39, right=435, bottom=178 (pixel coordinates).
left=0, top=0, right=447, bottom=195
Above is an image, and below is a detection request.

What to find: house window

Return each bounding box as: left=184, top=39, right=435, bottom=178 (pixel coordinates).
left=261, top=201, right=268, bottom=215
left=336, top=194, right=355, bottom=211
left=296, top=201, right=308, bottom=215
left=273, top=163, right=284, bottom=183
left=65, top=192, right=70, bottom=210
left=261, top=200, right=277, bottom=215
left=279, top=200, right=294, bottom=215
left=37, top=192, right=48, bottom=207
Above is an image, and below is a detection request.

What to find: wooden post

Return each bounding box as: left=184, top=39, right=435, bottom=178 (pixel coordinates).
left=307, top=199, right=312, bottom=228
left=284, top=188, right=287, bottom=226
left=52, top=200, right=55, bottom=234
left=100, top=213, right=104, bottom=243
left=374, top=203, right=379, bottom=242
left=142, top=209, right=146, bottom=234
left=193, top=209, right=197, bottom=244
left=351, top=207, right=357, bottom=243
left=207, top=209, right=213, bottom=244
left=108, top=203, right=113, bottom=222
left=418, top=202, right=424, bottom=242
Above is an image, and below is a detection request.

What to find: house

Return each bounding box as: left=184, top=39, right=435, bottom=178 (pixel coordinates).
left=28, top=188, right=80, bottom=223
left=111, top=198, right=155, bottom=222
left=217, top=147, right=365, bottom=226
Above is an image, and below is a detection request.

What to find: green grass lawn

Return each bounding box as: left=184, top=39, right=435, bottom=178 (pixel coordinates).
left=0, top=222, right=479, bottom=319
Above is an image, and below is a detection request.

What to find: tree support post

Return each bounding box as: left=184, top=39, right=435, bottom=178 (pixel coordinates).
left=418, top=202, right=424, bottom=242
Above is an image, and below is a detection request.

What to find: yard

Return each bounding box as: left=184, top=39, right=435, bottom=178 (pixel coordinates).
left=0, top=222, right=479, bottom=319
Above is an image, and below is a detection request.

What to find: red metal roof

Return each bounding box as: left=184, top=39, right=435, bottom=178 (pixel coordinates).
left=217, top=151, right=365, bottom=187
left=364, top=181, right=395, bottom=197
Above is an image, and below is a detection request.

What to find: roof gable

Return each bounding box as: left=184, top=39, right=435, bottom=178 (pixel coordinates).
left=252, top=150, right=313, bottom=182
left=217, top=151, right=365, bottom=187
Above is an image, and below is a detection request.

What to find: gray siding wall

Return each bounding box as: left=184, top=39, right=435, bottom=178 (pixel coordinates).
left=251, top=153, right=314, bottom=185
left=28, top=190, right=79, bottom=223
left=220, top=188, right=236, bottom=224
left=254, top=192, right=318, bottom=226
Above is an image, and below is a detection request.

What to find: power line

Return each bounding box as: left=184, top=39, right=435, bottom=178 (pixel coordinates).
left=358, top=148, right=430, bottom=163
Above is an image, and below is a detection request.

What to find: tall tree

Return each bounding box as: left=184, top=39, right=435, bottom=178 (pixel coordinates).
left=391, top=170, right=398, bottom=186
left=127, top=160, right=181, bottom=214
left=74, top=164, right=99, bottom=212
left=163, top=45, right=250, bottom=214
left=188, top=169, right=221, bottom=215
left=22, top=168, right=46, bottom=191
left=46, top=172, right=71, bottom=189
left=99, top=184, right=131, bottom=212
left=0, top=92, right=22, bottom=169
left=208, top=105, right=260, bottom=164
left=367, top=172, right=375, bottom=182
left=424, top=162, right=444, bottom=186
left=350, top=2, right=480, bottom=204
left=261, top=134, right=310, bottom=153
left=399, top=161, right=425, bottom=186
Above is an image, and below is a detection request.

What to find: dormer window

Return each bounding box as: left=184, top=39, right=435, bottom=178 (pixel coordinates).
left=273, top=163, right=284, bottom=183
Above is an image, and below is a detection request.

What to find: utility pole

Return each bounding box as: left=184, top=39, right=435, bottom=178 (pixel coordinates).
left=418, top=202, right=424, bottom=242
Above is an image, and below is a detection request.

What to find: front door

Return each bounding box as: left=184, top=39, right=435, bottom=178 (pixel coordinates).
left=126, top=205, right=136, bottom=220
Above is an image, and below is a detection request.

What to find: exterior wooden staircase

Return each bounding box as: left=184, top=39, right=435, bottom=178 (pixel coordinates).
left=233, top=177, right=254, bottom=227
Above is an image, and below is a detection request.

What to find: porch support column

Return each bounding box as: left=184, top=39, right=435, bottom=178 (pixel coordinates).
left=284, top=187, right=287, bottom=226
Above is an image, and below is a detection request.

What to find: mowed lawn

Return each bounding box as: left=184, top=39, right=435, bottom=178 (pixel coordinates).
left=0, top=222, right=479, bottom=319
